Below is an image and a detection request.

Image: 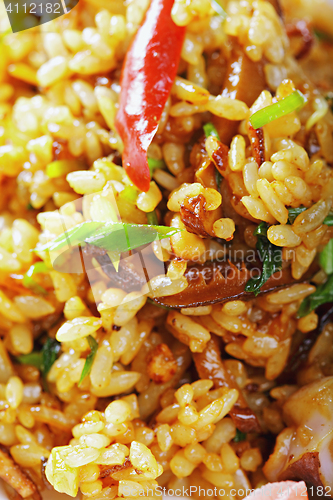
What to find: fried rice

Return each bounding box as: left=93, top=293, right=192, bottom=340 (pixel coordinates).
left=0, top=0, right=332, bottom=499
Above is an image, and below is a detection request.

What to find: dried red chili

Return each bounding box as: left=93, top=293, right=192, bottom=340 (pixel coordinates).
left=115, top=0, right=186, bottom=192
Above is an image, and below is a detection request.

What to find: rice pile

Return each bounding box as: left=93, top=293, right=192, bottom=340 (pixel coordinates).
left=0, top=0, right=332, bottom=498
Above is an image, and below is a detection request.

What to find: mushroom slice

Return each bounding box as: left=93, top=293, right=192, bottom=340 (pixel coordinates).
left=153, top=261, right=318, bottom=309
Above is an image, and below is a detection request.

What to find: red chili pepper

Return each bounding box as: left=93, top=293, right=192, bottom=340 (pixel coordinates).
left=115, top=0, right=186, bottom=192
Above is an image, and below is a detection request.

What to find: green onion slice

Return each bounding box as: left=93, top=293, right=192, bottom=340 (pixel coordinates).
left=204, top=122, right=220, bottom=140
left=250, top=90, right=307, bottom=130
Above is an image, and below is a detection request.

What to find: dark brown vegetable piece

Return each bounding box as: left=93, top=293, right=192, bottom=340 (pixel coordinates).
left=153, top=260, right=318, bottom=309
left=212, top=45, right=266, bottom=144
left=0, top=447, right=40, bottom=499
left=193, top=335, right=261, bottom=433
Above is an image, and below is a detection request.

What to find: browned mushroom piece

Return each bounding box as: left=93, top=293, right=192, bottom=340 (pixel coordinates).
left=0, top=447, right=40, bottom=499
left=263, top=377, right=333, bottom=495
left=153, top=260, right=318, bottom=309
left=194, top=335, right=261, bottom=433
left=212, top=45, right=266, bottom=144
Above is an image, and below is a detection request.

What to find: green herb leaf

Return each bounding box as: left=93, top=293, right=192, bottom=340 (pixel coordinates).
left=288, top=206, right=333, bottom=226
left=297, top=274, right=333, bottom=318
left=16, top=352, right=43, bottom=370
left=148, top=158, right=166, bottom=178
left=42, top=338, right=61, bottom=377
left=79, top=336, right=98, bottom=386
left=26, top=202, right=34, bottom=211
left=204, top=122, right=220, bottom=140
left=15, top=337, right=61, bottom=383
left=245, top=222, right=282, bottom=296
left=146, top=211, right=158, bottom=225
left=319, top=239, right=333, bottom=275
left=288, top=207, right=307, bottom=224
left=234, top=429, right=247, bottom=442
left=324, top=215, right=333, bottom=226
left=210, top=0, right=227, bottom=18
left=250, top=90, right=307, bottom=130
left=23, top=262, right=49, bottom=295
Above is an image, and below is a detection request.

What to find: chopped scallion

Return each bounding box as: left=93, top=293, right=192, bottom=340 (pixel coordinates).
left=250, top=90, right=307, bottom=130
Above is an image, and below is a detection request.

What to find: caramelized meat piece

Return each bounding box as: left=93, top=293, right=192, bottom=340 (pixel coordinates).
left=180, top=194, right=215, bottom=237
left=212, top=46, right=266, bottom=144
left=147, top=343, right=178, bottom=384
left=0, top=447, right=39, bottom=499
left=248, top=125, right=266, bottom=166
left=153, top=260, right=318, bottom=309
left=193, top=336, right=261, bottom=433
